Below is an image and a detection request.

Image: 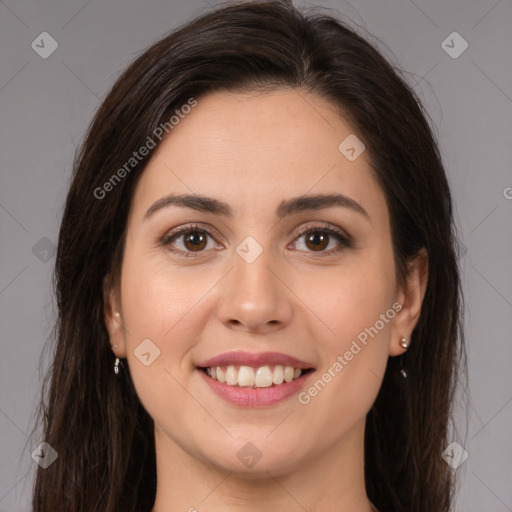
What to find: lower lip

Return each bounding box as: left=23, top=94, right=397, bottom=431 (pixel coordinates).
left=197, top=369, right=314, bottom=407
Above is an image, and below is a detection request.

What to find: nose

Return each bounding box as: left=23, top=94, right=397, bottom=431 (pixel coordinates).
left=215, top=243, right=293, bottom=334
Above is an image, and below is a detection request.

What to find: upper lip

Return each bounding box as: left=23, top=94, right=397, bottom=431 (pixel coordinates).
left=197, top=350, right=315, bottom=369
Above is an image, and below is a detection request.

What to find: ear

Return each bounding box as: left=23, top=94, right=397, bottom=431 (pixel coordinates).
left=389, top=247, right=428, bottom=356
left=103, top=273, right=127, bottom=358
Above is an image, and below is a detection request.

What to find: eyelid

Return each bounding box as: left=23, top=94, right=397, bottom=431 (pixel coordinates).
left=160, top=222, right=222, bottom=254
left=292, top=221, right=352, bottom=244
left=289, top=222, right=353, bottom=257
left=162, top=222, right=219, bottom=242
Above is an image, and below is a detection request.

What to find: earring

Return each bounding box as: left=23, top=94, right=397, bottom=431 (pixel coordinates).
left=114, top=357, right=120, bottom=375
left=400, top=337, right=408, bottom=378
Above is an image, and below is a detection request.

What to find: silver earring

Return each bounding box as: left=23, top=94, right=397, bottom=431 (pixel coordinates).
left=400, top=337, right=408, bottom=378
left=114, top=357, right=120, bottom=375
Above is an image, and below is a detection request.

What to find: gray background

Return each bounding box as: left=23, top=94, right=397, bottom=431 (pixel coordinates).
left=1, top=0, right=511, bottom=510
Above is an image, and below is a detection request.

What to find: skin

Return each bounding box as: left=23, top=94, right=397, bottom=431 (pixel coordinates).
left=104, top=88, right=428, bottom=512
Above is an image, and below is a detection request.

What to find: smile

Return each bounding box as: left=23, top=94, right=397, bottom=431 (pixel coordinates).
left=201, top=364, right=314, bottom=388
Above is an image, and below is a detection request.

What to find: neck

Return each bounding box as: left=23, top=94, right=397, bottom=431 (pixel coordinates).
left=151, top=418, right=376, bottom=512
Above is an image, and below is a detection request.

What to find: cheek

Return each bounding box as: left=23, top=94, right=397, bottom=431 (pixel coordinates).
left=120, top=247, right=203, bottom=343
left=118, top=255, right=202, bottom=439
left=295, top=248, right=395, bottom=418
left=118, top=250, right=201, bottom=400
left=324, top=275, right=394, bottom=355
left=307, top=251, right=396, bottom=355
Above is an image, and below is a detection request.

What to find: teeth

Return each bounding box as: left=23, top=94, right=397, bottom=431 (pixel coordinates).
left=216, top=367, right=226, bottom=383
left=273, top=365, right=284, bottom=385
left=255, top=366, right=273, bottom=387
left=284, top=366, right=294, bottom=383
left=204, top=364, right=307, bottom=388
left=225, top=365, right=238, bottom=386
left=238, top=366, right=255, bottom=387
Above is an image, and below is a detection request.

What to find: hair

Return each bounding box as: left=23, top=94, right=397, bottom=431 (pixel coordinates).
left=29, top=1, right=466, bottom=511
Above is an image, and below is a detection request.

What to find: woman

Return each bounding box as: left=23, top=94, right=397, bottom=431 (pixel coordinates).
left=31, top=1, right=465, bottom=511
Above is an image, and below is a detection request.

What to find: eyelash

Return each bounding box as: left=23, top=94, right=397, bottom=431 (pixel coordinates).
left=161, top=222, right=352, bottom=258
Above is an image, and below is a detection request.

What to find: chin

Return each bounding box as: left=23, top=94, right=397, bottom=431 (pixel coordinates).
left=202, top=442, right=305, bottom=478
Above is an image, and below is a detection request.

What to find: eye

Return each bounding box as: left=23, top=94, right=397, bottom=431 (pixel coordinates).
left=290, top=223, right=352, bottom=256
left=161, top=222, right=352, bottom=258
left=161, top=224, right=221, bottom=257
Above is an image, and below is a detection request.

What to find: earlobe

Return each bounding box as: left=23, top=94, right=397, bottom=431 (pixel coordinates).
left=389, top=248, right=429, bottom=356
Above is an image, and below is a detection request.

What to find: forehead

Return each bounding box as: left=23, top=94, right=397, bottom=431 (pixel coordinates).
left=129, top=88, right=387, bottom=225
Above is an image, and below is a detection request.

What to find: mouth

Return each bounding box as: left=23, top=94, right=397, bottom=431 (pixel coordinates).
left=195, top=350, right=316, bottom=406
left=198, top=364, right=315, bottom=388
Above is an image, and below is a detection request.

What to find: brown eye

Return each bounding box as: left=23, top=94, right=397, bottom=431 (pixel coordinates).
left=182, top=231, right=208, bottom=251
left=162, top=224, right=219, bottom=257
left=292, top=225, right=352, bottom=256
left=304, top=231, right=330, bottom=252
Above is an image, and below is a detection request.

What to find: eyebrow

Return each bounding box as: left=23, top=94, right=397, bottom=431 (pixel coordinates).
left=143, top=192, right=370, bottom=222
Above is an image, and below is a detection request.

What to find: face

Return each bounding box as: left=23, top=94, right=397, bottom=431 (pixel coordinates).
left=104, top=88, right=426, bottom=477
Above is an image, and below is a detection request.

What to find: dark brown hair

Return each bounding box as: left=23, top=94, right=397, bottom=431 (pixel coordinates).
left=30, top=1, right=466, bottom=511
